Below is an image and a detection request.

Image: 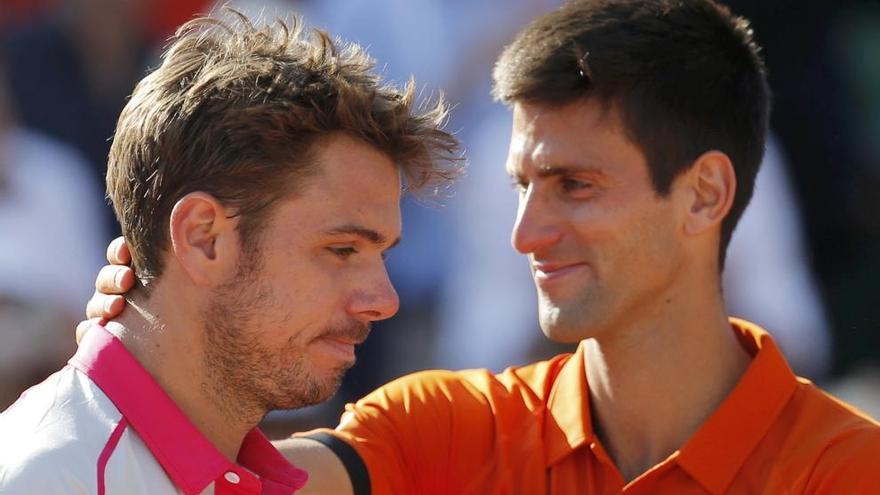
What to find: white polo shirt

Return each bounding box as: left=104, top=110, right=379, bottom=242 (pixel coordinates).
left=0, top=325, right=308, bottom=494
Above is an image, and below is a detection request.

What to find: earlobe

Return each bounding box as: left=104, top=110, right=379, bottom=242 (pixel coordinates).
left=168, top=192, right=238, bottom=286
left=683, top=151, right=736, bottom=236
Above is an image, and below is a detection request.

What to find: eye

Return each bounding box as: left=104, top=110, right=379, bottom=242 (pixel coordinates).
left=327, top=246, right=358, bottom=259
left=510, top=177, right=528, bottom=193
left=560, top=177, right=593, bottom=193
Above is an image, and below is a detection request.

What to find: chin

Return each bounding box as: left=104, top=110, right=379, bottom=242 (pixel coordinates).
left=312, top=370, right=346, bottom=403
left=271, top=367, right=347, bottom=410
left=542, top=325, right=588, bottom=344
left=538, top=306, right=602, bottom=344
left=539, top=315, right=582, bottom=344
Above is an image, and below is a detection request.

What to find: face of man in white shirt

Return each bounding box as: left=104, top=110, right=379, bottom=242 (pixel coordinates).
left=201, top=133, right=402, bottom=414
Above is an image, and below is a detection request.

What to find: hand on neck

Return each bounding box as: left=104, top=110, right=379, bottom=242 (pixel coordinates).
left=105, top=285, right=263, bottom=461
left=584, top=296, right=751, bottom=483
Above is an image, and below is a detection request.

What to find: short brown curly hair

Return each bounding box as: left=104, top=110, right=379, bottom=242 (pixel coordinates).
left=107, top=10, right=461, bottom=289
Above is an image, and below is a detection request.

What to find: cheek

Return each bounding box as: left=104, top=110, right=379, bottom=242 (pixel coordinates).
left=617, top=205, right=683, bottom=274
left=567, top=202, right=623, bottom=253
left=262, top=249, right=335, bottom=306
left=270, top=272, right=354, bottom=336
left=570, top=199, right=680, bottom=269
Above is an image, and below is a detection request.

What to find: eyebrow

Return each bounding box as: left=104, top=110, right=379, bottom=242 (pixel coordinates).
left=508, top=164, right=607, bottom=180
left=324, top=224, right=401, bottom=249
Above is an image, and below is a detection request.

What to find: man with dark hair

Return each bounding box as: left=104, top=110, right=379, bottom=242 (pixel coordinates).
left=0, top=10, right=457, bottom=495
left=81, top=0, right=880, bottom=493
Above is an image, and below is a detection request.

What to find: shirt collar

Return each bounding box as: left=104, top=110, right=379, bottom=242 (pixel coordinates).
left=540, top=317, right=799, bottom=494
left=543, top=340, right=592, bottom=466
left=69, top=324, right=308, bottom=495
left=676, top=318, right=798, bottom=494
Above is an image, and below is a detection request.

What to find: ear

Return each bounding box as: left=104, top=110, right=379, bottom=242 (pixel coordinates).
left=682, top=151, right=736, bottom=236
left=167, top=192, right=240, bottom=286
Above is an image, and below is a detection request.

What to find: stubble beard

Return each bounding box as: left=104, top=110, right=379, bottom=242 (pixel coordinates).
left=200, top=254, right=354, bottom=425
left=537, top=284, right=609, bottom=344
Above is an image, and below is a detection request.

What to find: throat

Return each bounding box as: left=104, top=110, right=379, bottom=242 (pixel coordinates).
left=106, top=315, right=260, bottom=461
left=584, top=320, right=751, bottom=482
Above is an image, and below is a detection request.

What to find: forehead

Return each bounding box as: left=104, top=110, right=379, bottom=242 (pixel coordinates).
left=506, top=100, right=643, bottom=176
left=311, top=134, right=401, bottom=194
left=271, top=134, right=402, bottom=234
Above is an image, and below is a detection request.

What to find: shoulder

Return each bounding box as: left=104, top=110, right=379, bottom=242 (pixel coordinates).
left=790, top=380, right=880, bottom=488
left=792, top=378, right=880, bottom=440
left=805, top=423, right=880, bottom=491
left=0, top=447, right=94, bottom=494
left=0, top=367, right=123, bottom=494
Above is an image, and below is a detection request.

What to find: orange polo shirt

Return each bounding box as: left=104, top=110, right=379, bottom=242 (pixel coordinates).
left=299, top=319, right=880, bottom=494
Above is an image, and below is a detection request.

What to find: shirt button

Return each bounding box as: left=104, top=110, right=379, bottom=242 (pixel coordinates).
left=224, top=472, right=241, bottom=484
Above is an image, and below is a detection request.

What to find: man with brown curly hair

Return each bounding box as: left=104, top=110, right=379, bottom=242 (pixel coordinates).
left=0, top=10, right=458, bottom=495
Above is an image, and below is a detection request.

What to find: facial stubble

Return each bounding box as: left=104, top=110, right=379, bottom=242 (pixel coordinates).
left=201, top=248, right=364, bottom=424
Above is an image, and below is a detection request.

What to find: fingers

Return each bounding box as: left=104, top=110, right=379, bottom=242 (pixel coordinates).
left=89, top=243, right=135, bottom=322
left=86, top=292, right=126, bottom=319
left=75, top=318, right=102, bottom=345
left=95, top=265, right=135, bottom=294
left=106, top=236, right=132, bottom=265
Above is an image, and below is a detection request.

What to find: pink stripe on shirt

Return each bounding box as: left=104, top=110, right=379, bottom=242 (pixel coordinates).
left=97, top=418, right=128, bottom=495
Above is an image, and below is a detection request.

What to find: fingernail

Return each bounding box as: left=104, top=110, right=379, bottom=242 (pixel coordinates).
left=104, top=298, right=115, bottom=314
left=115, top=269, right=126, bottom=287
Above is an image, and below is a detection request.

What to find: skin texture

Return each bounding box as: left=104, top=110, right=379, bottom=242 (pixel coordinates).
left=85, top=101, right=748, bottom=490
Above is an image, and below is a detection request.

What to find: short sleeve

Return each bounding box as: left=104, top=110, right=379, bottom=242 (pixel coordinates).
left=296, top=369, right=511, bottom=495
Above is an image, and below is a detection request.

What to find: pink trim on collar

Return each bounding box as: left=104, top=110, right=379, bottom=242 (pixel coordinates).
left=69, top=325, right=308, bottom=494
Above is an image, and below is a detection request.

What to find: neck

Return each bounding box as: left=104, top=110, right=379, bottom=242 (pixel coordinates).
left=584, top=286, right=750, bottom=482
left=106, top=288, right=260, bottom=461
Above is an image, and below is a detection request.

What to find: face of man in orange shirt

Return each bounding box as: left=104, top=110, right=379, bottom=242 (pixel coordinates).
left=507, top=99, right=693, bottom=344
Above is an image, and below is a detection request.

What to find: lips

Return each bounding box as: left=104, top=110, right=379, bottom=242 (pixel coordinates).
left=321, top=335, right=365, bottom=347
left=532, top=261, right=588, bottom=285
left=321, top=322, right=371, bottom=346
left=314, top=322, right=371, bottom=363
left=317, top=337, right=358, bottom=363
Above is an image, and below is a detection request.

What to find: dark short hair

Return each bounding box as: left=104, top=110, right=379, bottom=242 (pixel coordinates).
left=493, top=0, right=770, bottom=267
left=107, top=10, right=461, bottom=289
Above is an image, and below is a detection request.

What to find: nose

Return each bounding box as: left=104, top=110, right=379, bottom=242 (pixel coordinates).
left=511, top=185, right=563, bottom=254
left=347, top=265, right=400, bottom=322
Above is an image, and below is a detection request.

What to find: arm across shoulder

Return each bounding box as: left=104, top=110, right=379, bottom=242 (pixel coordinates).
left=286, top=366, right=555, bottom=495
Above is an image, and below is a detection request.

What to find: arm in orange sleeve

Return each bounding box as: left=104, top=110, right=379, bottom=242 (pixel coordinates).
left=804, top=426, right=880, bottom=494
left=291, top=369, right=508, bottom=495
